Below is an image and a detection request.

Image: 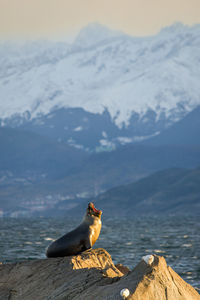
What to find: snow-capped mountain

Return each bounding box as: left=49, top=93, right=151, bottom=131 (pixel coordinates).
left=0, top=22, right=200, bottom=151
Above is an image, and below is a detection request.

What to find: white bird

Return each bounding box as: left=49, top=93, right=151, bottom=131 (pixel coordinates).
left=120, top=288, right=130, bottom=299
left=142, top=254, right=154, bottom=265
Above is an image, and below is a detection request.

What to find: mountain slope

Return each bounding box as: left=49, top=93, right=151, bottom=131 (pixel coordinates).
left=91, top=167, right=200, bottom=215
left=0, top=127, right=87, bottom=178
left=144, top=105, right=200, bottom=146
left=68, top=143, right=200, bottom=193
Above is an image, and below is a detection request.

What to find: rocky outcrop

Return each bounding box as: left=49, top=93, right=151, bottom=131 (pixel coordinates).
left=0, top=248, right=199, bottom=300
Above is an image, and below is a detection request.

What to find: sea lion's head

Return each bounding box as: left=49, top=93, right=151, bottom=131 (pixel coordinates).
left=87, top=202, right=102, bottom=219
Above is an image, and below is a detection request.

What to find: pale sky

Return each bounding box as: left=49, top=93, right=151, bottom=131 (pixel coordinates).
left=0, top=0, right=200, bottom=40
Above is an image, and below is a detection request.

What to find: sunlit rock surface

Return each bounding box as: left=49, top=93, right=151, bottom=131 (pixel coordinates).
left=0, top=248, right=199, bottom=300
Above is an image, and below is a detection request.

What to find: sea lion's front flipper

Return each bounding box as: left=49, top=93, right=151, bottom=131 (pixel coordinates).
left=84, top=235, right=92, bottom=250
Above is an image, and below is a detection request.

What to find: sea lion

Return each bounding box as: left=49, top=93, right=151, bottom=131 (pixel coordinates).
left=46, top=202, right=102, bottom=258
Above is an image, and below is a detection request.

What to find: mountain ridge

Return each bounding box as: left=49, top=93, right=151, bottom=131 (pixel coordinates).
left=0, top=22, right=200, bottom=129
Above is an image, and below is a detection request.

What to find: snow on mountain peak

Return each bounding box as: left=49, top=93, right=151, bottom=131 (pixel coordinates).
left=159, top=22, right=187, bottom=34
left=0, top=23, right=200, bottom=128
left=74, top=22, right=124, bottom=48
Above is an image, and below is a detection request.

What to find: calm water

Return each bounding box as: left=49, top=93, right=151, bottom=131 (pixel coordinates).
left=0, top=216, right=200, bottom=289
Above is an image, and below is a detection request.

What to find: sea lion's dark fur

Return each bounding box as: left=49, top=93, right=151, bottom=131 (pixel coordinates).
left=46, top=203, right=102, bottom=258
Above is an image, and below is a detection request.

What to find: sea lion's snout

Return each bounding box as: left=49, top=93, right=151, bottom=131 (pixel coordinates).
left=88, top=202, right=102, bottom=217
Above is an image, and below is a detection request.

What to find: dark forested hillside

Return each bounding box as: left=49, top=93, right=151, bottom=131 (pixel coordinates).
left=92, top=167, right=200, bottom=216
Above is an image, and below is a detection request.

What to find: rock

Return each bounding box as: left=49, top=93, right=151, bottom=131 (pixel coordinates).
left=0, top=248, right=199, bottom=300
left=123, top=255, right=200, bottom=300
left=115, top=263, right=130, bottom=275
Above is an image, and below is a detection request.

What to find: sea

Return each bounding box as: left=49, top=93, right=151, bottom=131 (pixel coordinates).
left=0, top=215, right=199, bottom=290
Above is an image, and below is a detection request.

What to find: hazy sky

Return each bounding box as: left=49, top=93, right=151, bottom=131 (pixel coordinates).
left=0, top=0, right=200, bottom=40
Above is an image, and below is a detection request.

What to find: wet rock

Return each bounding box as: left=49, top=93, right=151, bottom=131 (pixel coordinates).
left=0, top=248, right=199, bottom=300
